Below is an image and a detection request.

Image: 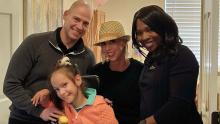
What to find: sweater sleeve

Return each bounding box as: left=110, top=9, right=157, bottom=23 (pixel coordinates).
left=154, top=46, right=199, bottom=123
left=3, top=35, right=44, bottom=117
left=99, top=104, right=118, bottom=124
left=85, top=47, right=96, bottom=74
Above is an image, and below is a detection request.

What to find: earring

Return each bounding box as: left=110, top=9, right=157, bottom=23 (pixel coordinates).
left=120, top=47, right=123, bottom=50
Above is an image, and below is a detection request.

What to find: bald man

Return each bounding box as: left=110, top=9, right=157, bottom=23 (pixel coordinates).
left=4, top=1, right=95, bottom=124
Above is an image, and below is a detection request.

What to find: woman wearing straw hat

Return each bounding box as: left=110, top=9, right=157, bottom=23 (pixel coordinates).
left=88, top=21, right=143, bottom=124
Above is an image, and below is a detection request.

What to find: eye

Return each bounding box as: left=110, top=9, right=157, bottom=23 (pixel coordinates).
left=62, top=82, right=68, bottom=88
left=100, top=42, right=106, bottom=46
left=73, top=16, right=81, bottom=22
left=54, top=88, right=59, bottom=92
left=136, top=31, right=142, bottom=36
left=83, top=22, right=89, bottom=28
left=109, top=40, right=117, bottom=44
left=145, top=26, right=152, bottom=32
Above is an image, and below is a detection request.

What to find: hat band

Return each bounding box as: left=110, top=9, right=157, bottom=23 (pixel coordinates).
left=99, top=33, right=124, bottom=41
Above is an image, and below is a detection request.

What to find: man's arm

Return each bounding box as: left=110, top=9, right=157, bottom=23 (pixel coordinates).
left=3, top=35, right=44, bottom=117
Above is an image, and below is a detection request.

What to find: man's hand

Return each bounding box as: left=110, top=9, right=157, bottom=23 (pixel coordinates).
left=139, top=119, right=146, bottom=124
left=31, top=89, right=49, bottom=106
left=40, top=106, right=64, bottom=122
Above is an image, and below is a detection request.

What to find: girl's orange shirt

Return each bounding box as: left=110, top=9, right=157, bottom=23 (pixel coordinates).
left=44, top=95, right=118, bottom=124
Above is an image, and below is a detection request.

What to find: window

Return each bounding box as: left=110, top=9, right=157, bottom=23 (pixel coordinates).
left=165, top=0, right=201, bottom=63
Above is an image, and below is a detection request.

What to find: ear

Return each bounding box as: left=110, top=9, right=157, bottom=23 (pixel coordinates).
left=119, top=41, right=126, bottom=50
left=63, top=10, right=69, bottom=20
left=74, top=74, right=82, bottom=87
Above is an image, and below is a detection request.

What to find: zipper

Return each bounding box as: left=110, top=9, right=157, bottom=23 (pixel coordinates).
left=49, top=40, right=86, bottom=56
left=71, top=105, right=88, bottom=121
left=49, top=40, right=63, bottom=53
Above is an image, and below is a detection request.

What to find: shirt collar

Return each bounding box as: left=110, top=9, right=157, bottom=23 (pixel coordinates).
left=75, top=88, right=96, bottom=111
left=49, top=27, right=86, bottom=55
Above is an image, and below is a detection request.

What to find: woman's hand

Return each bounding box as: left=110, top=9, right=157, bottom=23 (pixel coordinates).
left=148, top=115, right=157, bottom=124
left=31, top=89, right=50, bottom=106
left=104, top=98, right=113, bottom=106
left=40, top=106, right=64, bottom=122
left=139, top=119, right=146, bottom=124
left=139, top=116, right=157, bottom=124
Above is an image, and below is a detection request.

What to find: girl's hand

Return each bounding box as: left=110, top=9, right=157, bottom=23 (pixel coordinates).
left=31, top=89, right=49, bottom=106
left=40, top=106, right=64, bottom=122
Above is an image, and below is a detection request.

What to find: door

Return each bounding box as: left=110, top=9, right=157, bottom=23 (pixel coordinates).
left=0, top=0, right=23, bottom=123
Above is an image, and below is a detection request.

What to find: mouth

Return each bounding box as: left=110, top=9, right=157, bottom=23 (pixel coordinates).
left=72, top=27, right=83, bottom=33
left=105, top=53, right=114, bottom=59
left=61, top=93, right=71, bottom=99
left=104, top=51, right=113, bottom=56
left=142, top=41, right=153, bottom=48
left=71, top=29, right=80, bottom=36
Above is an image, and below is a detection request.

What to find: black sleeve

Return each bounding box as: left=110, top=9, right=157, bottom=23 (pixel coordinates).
left=3, top=35, right=44, bottom=117
left=154, top=46, right=199, bottom=123
left=85, top=47, right=96, bottom=74
left=87, top=63, right=98, bottom=75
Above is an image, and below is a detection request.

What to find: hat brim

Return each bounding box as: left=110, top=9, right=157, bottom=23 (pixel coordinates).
left=94, top=35, right=131, bottom=46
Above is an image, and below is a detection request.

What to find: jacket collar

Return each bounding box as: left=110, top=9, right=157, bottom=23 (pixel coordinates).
left=75, top=88, right=97, bottom=111
left=48, top=27, right=86, bottom=55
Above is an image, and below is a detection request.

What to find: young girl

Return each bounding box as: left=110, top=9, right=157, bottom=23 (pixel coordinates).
left=47, top=56, right=118, bottom=124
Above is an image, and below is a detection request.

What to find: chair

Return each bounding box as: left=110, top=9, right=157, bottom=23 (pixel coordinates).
left=212, top=111, right=220, bottom=124
left=82, top=75, right=100, bottom=90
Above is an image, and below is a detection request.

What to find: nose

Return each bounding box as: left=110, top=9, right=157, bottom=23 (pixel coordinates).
left=141, top=32, right=151, bottom=41
left=59, top=88, right=66, bottom=96
left=103, top=43, right=112, bottom=52
left=76, top=22, right=84, bottom=31
left=139, top=32, right=150, bottom=42
left=101, top=44, right=111, bottom=55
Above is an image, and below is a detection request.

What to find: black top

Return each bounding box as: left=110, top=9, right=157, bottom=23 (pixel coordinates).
left=139, top=44, right=203, bottom=124
left=88, top=58, right=143, bottom=124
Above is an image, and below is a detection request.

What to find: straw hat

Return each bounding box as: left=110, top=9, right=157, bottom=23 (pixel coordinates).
left=94, top=21, right=131, bottom=46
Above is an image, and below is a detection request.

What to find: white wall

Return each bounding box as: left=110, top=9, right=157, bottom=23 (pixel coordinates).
left=63, top=0, right=77, bottom=10
left=0, top=0, right=23, bottom=123
left=97, top=0, right=163, bottom=40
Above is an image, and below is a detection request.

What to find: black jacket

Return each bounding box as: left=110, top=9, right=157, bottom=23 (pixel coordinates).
left=139, top=45, right=203, bottom=124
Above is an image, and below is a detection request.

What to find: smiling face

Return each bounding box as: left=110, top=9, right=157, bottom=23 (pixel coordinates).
left=61, top=5, right=92, bottom=43
left=136, top=19, right=162, bottom=52
left=50, top=71, right=80, bottom=104
left=100, top=39, right=127, bottom=62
